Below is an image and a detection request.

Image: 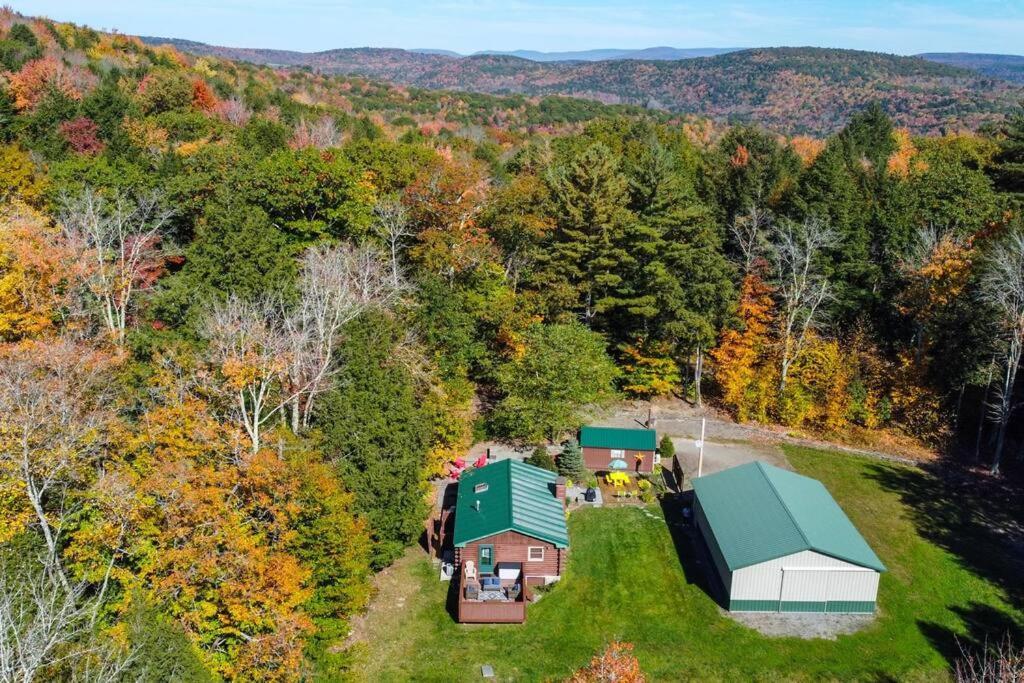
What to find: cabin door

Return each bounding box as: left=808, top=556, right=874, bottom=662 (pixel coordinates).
left=478, top=545, right=495, bottom=574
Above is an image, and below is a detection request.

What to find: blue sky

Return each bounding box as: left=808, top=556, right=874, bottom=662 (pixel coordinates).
left=12, top=1, right=1024, bottom=55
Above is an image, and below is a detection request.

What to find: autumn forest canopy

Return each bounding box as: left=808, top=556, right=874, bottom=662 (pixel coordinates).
left=1, top=8, right=1024, bottom=681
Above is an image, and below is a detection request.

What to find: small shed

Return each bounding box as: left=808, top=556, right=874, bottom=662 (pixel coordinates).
left=579, top=426, right=657, bottom=474
left=693, top=461, right=885, bottom=613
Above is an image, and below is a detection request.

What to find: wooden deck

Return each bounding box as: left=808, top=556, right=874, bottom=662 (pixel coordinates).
left=456, top=563, right=532, bottom=624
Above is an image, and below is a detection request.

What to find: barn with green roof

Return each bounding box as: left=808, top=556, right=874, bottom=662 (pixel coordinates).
left=692, top=461, right=885, bottom=613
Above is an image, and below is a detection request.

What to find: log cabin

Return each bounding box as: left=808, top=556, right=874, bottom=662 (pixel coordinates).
left=452, top=459, right=569, bottom=623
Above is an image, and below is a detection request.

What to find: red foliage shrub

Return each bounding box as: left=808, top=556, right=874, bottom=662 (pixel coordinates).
left=59, top=117, right=105, bottom=155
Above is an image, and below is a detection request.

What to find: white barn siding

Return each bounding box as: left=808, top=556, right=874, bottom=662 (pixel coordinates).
left=729, top=550, right=878, bottom=613
left=731, top=550, right=861, bottom=599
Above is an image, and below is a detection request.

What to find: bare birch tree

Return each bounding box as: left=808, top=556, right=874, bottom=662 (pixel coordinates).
left=770, top=217, right=836, bottom=393
left=203, top=295, right=292, bottom=454
left=291, top=116, right=343, bottom=150
left=980, top=229, right=1024, bottom=474
left=0, top=557, right=134, bottom=683
left=730, top=205, right=773, bottom=274
left=0, top=339, right=114, bottom=592
left=59, top=189, right=171, bottom=346
left=284, top=244, right=401, bottom=430
left=206, top=246, right=400, bottom=446
left=373, top=198, right=413, bottom=288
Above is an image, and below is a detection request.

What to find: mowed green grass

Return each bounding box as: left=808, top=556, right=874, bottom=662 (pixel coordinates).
left=349, top=447, right=1022, bottom=681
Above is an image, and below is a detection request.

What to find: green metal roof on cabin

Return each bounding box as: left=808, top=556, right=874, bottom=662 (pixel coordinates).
left=453, top=459, right=569, bottom=548
left=692, top=461, right=885, bottom=572
left=579, top=426, right=657, bottom=451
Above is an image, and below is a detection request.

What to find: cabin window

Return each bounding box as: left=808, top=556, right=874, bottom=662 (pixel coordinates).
left=474, top=483, right=489, bottom=494
left=610, top=449, right=625, bottom=458
left=528, top=547, right=545, bottom=562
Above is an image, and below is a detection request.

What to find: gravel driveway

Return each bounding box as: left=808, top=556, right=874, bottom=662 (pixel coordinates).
left=728, top=609, right=877, bottom=640
left=586, top=401, right=790, bottom=488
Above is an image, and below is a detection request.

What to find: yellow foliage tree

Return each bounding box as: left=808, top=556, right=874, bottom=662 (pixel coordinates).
left=0, top=202, right=69, bottom=341
left=0, top=144, right=48, bottom=206
left=618, top=338, right=682, bottom=398
left=68, top=399, right=316, bottom=681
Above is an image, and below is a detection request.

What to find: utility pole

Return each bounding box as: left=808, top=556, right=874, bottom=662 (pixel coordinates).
left=696, top=418, right=706, bottom=478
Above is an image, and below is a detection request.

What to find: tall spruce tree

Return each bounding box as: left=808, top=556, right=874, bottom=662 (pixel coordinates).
left=315, top=313, right=432, bottom=569
left=793, top=104, right=896, bottom=325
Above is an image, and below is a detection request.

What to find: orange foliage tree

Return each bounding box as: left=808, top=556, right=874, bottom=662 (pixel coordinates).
left=568, top=642, right=645, bottom=683
left=68, top=397, right=314, bottom=681
left=191, top=78, right=219, bottom=112
left=404, top=157, right=494, bottom=280
left=0, top=201, right=76, bottom=341
left=6, top=56, right=82, bottom=110
left=710, top=271, right=775, bottom=422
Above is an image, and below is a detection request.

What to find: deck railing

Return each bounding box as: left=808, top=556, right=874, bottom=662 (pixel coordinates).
left=456, top=565, right=530, bottom=623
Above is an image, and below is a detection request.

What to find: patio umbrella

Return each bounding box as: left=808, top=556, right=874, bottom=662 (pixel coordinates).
left=608, top=458, right=628, bottom=470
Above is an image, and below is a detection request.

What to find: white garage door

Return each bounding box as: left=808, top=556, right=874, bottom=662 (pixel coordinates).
left=780, top=567, right=877, bottom=613
left=780, top=568, right=830, bottom=611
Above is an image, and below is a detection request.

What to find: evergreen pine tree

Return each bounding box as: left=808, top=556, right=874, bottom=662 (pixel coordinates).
left=316, top=313, right=432, bottom=569
left=541, top=142, right=636, bottom=327
left=557, top=439, right=587, bottom=481
left=993, top=106, right=1024, bottom=204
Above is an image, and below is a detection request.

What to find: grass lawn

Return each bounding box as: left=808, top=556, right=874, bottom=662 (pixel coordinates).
left=349, top=446, right=1023, bottom=681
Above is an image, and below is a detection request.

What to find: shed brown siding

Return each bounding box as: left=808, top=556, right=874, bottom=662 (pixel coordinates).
left=456, top=530, right=565, bottom=583
left=582, top=446, right=655, bottom=474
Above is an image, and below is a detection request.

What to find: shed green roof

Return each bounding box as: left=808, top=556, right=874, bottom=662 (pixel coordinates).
left=692, top=461, right=885, bottom=572
left=453, top=459, right=569, bottom=548
left=580, top=426, right=656, bottom=451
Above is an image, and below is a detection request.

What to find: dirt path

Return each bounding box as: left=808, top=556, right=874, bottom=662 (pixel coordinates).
left=343, top=546, right=427, bottom=651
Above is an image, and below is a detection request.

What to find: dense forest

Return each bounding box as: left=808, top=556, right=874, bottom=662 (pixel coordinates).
left=1, top=9, right=1024, bottom=680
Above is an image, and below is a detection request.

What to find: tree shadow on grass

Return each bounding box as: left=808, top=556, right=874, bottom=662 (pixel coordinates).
left=865, top=461, right=1024, bottom=610
left=918, top=602, right=1024, bottom=672
left=658, top=492, right=727, bottom=608
left=444, top=577, right=461, bottom=624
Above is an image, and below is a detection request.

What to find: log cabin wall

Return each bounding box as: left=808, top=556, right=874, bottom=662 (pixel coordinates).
left=457, top=530, right=564, bottom=584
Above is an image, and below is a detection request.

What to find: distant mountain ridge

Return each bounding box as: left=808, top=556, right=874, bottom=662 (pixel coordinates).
left=140, top=37, right=1023, bottom=135
left=918, top=52, right=1024, bottom=84
left=463, top=47, right=741, bottom=61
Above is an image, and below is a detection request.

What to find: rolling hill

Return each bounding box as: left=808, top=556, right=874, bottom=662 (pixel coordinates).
left=141, top=37, right=1023, bottom=135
